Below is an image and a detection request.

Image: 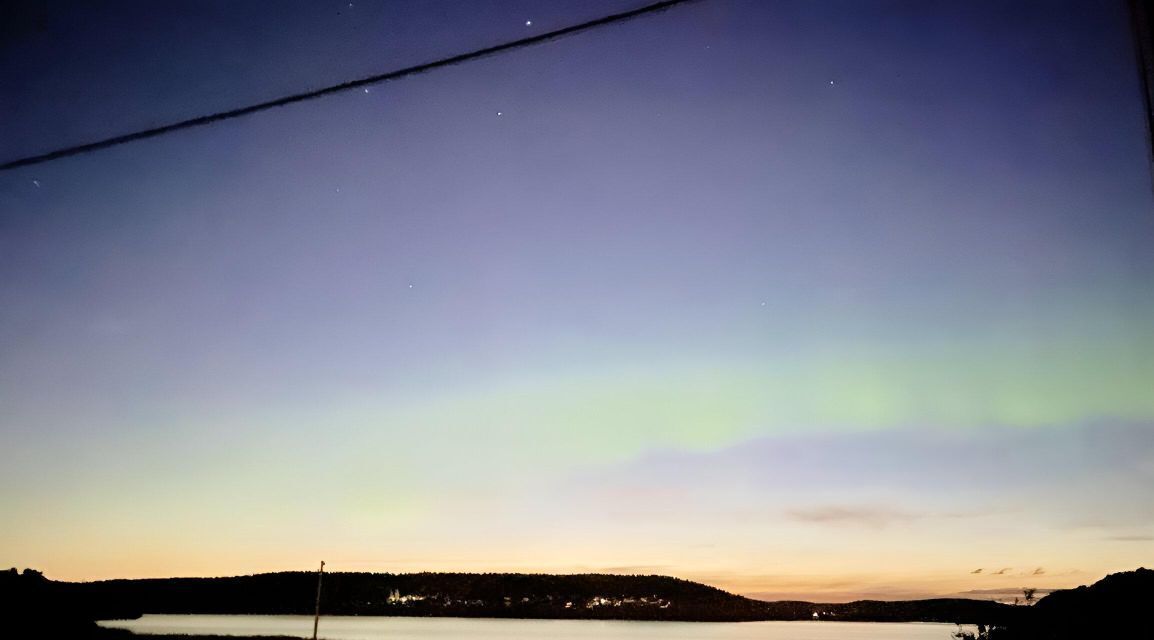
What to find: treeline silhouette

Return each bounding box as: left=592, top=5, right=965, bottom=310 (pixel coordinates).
left=68, top=571, right=779, bottom=622
left=4, top=568, right=1018, bottom=625
left=8, top=565, right=1150, bottom=638
left=956, top=568, right=1153, bottom=640
left=1, top=568, right=139, bottom=639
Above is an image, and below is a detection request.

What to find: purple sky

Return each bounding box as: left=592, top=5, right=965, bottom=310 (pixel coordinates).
left=1, top=0, right=1152, bottom=599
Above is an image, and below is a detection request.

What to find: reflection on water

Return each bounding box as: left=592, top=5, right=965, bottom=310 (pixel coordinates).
left=100, top=614, right=965, bottom=640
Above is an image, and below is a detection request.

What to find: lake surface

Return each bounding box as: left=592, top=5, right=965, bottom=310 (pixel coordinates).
left=100, top=614, right=967, bottom=640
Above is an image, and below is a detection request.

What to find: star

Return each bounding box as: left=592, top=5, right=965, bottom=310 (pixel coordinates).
left=32, top=179, right=40, bottom=188
left=829, top=80, right=835, bottom=85
left=496, top=111, right=503, bottom=116
left=408, top=283, right=414, bottom=289
left=363, top=88, right=370, bottom=94
left=525, top=20, right=532, bottom=26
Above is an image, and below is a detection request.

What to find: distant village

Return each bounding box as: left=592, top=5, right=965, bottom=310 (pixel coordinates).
left=383, top=589, right=672, bottom=610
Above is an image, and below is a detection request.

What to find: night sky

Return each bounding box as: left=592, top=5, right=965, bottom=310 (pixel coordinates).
left=1, top=0, right=1152, bottom=601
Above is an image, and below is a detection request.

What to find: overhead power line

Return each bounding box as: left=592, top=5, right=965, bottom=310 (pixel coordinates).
left=0, top=0, right=700, bottom=173
left=1129, top=0, right=1154, bottom=188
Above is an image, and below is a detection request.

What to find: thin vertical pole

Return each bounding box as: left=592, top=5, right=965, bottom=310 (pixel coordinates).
left=312, top=560, right=325, bottom=640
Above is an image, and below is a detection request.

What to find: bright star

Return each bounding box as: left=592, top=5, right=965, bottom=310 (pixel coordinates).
left=525, top=20, right=532, bottom=26
left=496, top=111, right=503, bottom=116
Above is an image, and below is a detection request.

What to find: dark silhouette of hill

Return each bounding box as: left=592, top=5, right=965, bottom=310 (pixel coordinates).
left=979, top=567, right=1154, bottom=639
left=6, top=568, right=1014, bottom=625
left=64, top=571, right=783, bottom=622
left=1, top=568, right=137, bottom=639
left=826, top=598, right=1021, bottom=624
left=11, top=565, right=1152, bottom=639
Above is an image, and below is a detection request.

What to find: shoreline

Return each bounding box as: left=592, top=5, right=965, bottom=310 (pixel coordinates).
left=100, top=612, right=968, bottom=625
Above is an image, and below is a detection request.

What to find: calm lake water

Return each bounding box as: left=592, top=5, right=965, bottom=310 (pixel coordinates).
left=99, top=614, right=967, bottom=640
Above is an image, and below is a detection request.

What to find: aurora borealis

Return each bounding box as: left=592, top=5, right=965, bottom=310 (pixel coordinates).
left=1, top=0, right=1152, bottom=600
